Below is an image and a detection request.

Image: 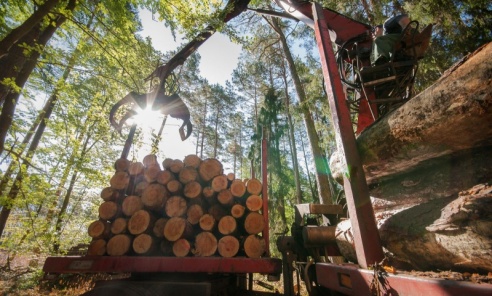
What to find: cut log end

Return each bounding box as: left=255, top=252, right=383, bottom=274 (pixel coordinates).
left=114, top=158, right=131, bottom=172
left=231, top=204, right=246, bottom=218
left=141, top=183, right=168, bottom=210
left=173, top=238, right=191, bottom=257
left=165, top=196, right=187, bottom=218
left=183, top=154, right=202, bottom=168
left=164, top=217, right=192, bottom=241
left=199, top=214, right=216, bottom=231
left=244, top=212, right=265, bottom=235
left=107, top=234, right=132, bottom=256
left=199, top=158, right=223, bottom=182
left=218, top=215, right=237, bottom=235
left=111, top=218, right=128, bottom=235
left=179, top=167, right=198, bottom=184
left=133, top=233, right=156, bottom=255
left=87, top=239, right=106, bottom=256
left=230, top=180, right=246, bottom=197
left=88, top=220, right=110, bottom=239
left=194, top=231, right=217, bottom=257
left=246, top=178, right=262, bottom=195
left=128, top=209, right=154, bottom=235
left=153, top=218, right=168, bottom=238
left=211, top=175, right=228, bottom=192
left=122, top=195, right=144, bottom=217
left=184, top=181, right=202, bottom=199
left=218, top=236, right=240, bottom=258
left=243, top=235, right=266, bottom=258
left=246, top=195, right=263, bottom=212
left=110, top=171, right=130, bottom=190
left=187, top=204, right=204, bottom=225
left=98, top=201, right=119, bottom=221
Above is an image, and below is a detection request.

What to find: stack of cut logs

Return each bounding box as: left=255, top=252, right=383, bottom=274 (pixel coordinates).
left=87, top=154, right=267, bottom=258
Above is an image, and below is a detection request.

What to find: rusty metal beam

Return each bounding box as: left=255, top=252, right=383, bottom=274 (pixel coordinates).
left=43, top=256, right=282, bottom=275
left=311, top=2, right=384, bottom=268
left=261, top=126, right=270, bottom=256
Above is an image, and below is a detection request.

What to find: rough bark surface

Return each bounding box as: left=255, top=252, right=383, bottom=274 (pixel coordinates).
left=330, top=44, right=492, bottom=273
left=332, top=43, right=492, bottom=185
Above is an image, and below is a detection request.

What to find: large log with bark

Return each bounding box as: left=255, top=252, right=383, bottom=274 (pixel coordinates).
left=331, top=42, right=492, bottom=185
left=331, top=43, right=492, bottom=273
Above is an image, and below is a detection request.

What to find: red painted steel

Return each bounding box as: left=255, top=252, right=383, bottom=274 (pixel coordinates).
left=261, top=127, right=270, bottom=256
left=311, top=2, right=384, bottom=268
left=276, top=0, right=371, bottom=44
left=43, top=256, right=282, bottom=275
left=316, top=263, right=492, bottom=296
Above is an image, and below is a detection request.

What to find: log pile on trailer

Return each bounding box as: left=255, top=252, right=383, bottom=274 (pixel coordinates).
left=88, top=154, right=267, bottom=259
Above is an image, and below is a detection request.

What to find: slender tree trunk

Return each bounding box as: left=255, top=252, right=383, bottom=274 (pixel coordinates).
left=0, top=0, right=62, bottom=60
left=269, top=17, right=333, bottom=205
left=299, top=125, right=317, bottom=201
left=200, top=99, right=207, bottom=158
left=0, top=0, right=76, bottom=155
left=281, top=63, right=302, bottom=204
left=213, top=105, right=220, bottom=158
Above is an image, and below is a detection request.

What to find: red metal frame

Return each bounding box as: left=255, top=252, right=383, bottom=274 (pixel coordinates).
left=261, top=127, right=270, bottom=256
left=43, top=256, right=282, bottom=275
left=311, top=2, right=384, bottom=268
left=276, top=1, right=378, bottom=134
left=315, top=263, right=492, bottom=296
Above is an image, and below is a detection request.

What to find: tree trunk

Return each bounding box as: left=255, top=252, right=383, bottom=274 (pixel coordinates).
left=332, top=44, right=492, bottom=273
left=269, top=16, right=334, bottom=205
left=331, top=42, right=492, bottom=185
left=281, top=64, right=303, bottom=204
left=0, top=0, right=76, bottom=155
left=0, top=0, right=62, bottom=60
